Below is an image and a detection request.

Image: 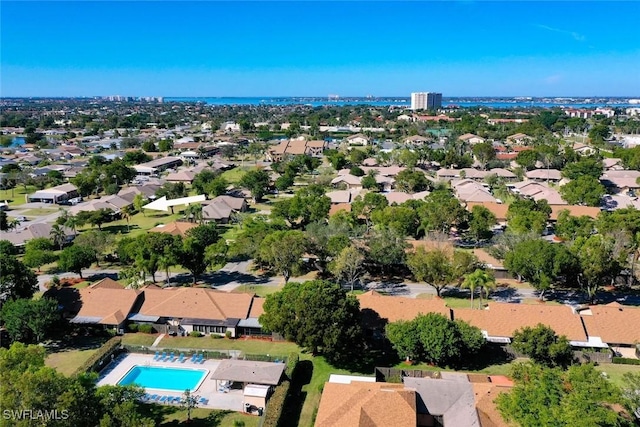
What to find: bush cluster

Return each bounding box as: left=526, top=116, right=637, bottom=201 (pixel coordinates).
left=190, top=331, right=203, bottom=338
left=612, top=357, right=640, bottom=365
left=262, top=380, right=290, bottom=427
left=137, top=324, right=154, bottom=334
left=74, top=337, right=122, bottom=375
left=262, top=352, right=300, bottom=427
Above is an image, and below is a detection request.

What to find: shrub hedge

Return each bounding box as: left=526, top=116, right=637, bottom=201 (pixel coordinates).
left=285, top=352, right=299, bottom=379
left=74, top=337, right=122, bottom=376
left=612, top=357, right=640, bottom=365
left=261, top=379, right=290, bottom=427
left=138, top=324, right=154, bottom=334
left=190, top=331, right=203, bottom=338
left=261, top=352, right=300, bottom=427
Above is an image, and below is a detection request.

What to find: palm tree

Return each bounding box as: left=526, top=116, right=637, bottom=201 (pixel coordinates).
left=461, top=269, right=494, bottom=309
left=65, top=214, right=78, bottom=236
left=50, top=224, right=67, bottom=250
left=185, top=203, right=203, bottom=224
left=8, top=218, right=21, bottom=231
left=121, top=205, right=133, bottom=232
left=479, top=273, right=497, bottom=308
left=158, top=250, right=176, bottom=285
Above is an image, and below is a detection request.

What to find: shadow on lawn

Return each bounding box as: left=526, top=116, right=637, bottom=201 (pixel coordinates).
left=139, top=404, right=234, bottom=427
left=279, top=360, right=313, bottom=427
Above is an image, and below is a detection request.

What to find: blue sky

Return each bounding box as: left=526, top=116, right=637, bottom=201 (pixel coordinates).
left=1, top=1, right=639, bottom=97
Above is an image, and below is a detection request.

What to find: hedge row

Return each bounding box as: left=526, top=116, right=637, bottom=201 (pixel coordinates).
left=261, top=379, right=290, bottom=427
left=74, top=337, right=122, bottom=376
left=262, top=352, right=301, bottom=427
left=612, top=357, right=640, bottom=365
left=285, top=352, right=299, bottom=379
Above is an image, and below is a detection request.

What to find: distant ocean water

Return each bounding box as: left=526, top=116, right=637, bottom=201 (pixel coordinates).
left=166, top=97, right=638, bottom=109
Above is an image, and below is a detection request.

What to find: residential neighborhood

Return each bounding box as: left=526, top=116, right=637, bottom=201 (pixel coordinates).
left=2, top=97, right=640, bottom=426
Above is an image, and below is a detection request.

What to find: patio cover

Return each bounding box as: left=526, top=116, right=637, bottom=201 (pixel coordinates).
left=210, top=360, right=285, bottom=385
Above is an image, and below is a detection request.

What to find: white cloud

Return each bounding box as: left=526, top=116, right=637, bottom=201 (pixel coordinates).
left=537, top=24, right=586, bottom=42
left=544, top=74, right=562, bottom=84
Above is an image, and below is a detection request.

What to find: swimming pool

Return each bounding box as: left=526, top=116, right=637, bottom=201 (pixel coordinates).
left=118, top=366, right=208, bottom=392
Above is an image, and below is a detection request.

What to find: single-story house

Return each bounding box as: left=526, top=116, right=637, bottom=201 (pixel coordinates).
left=526, top=169, right=562, bottom=182
left=69, top=285, right=142, bottom=332
left=133, top=156, right=183, bottom=175
left=315, top=382, right=416, bottom=427
left=28, top=183, right=79, bottom=204
left=458, top=133, right=485, bottom=145
left=345, top=134, right=370, bottom=146
left=506, top=133, right=533, bottom=145
left=150, top=221, right=199, bottom=237
left=128, top=287, right=265, bottom=337
left=1, top=223, right=75, bottom=248
left=202, top=195, right=247, bottom=223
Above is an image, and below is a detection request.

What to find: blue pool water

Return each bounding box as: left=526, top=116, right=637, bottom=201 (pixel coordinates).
left=118, top=366, right=208, bottom=392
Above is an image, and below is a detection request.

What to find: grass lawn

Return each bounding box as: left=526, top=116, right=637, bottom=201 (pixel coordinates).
left=122, top=333, right=159, bottom=346
left=235, top=284, right=283, bottom=297
left=45, top=348, right=99, bottom=376
left=297, top=355, right=355, bottom=427
left=595, top=363, right=640, bottom=387
left=84, top=211, right=181, bottom=238
left=0, top=185, right=34, bottom=207
left=416, top=293, right=475, bottom=309
left=219, top=224, right=243, bottom=241
left=158, top=336, right=300, bottom=356
left=140, top=406, right=259, bottom=427
left=220, top=167, right=250, bottom=184
left=391, top=358, right=524, bottom=378
left=21, top=207, right=58, bottom=216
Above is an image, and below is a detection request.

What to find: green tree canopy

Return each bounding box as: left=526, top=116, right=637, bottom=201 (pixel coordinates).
left=497, top=363, right=628, bottom=427
left=260, top=280, right=364, bottom=365
left=0, top=256, right=38, bottom=304
left=407, top=246, right=477, bottom=297
left=0, top=297, right=61, bottom=343
left=560, top=175, right=605, bottom=206
left=505, top=238, right=578, bottom=299
left=511, top=324, right=573, bottom=368
left=239, top=169, right=271, bottom=202
left=562, top=156, right=603, bottom=180
left=258, top=230, right=306, bottom=283
left=468, top=205, right=497, bottom=241
left=386, top=313, right=485, bottom=368
left=394, top=168, right=430, bottom=193
left=571, top=234, right=622, bottom=303
left=506, top=198, right=551, bottom=235
left=58, top=244, right=97, bottom=279
left=179, top=224, right=221, bottom=284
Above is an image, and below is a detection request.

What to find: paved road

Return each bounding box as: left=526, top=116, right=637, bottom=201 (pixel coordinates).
left=38, top=259, right=640, bottom=307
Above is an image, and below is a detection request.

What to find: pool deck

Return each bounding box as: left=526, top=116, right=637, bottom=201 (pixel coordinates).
left=97, top=353, right=244, bottom=411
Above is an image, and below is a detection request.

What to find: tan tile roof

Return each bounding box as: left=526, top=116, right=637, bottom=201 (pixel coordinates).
left=90, top=278, right=124, bottom=289
left=329, top=203, right=352, bottom=216
left=581, top=304, right=640, bottom=345
left=357, top=291, right=451, bottom=324
left=453, top=302, right=587, bottom=341
left=150, top=221, right=198, bottom=237
left=466, top=202, right=509, bottom=221
left=471, top=249, right=504, bottom=269
left=248, top=297, right=265, bottom=318
left=75, top=288, right=141, bottom=325
left=473, top=383, right=512, bottom=427
left=315, top=382, right=416, bottom=427
left=550, top=205, right=601, bottom=220
left=139, top=287, right=254, bottom=320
